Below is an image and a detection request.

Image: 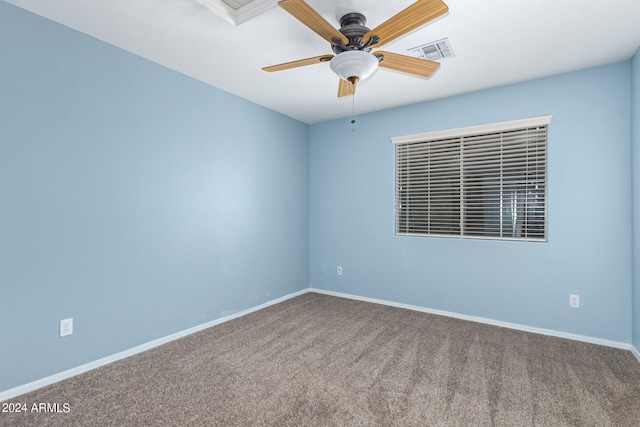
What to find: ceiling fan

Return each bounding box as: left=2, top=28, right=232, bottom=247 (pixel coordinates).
left=262, top=0, right=449, bottom=97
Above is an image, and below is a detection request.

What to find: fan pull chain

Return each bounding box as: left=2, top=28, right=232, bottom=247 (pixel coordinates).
left=351, top=93, right=356, bottom=124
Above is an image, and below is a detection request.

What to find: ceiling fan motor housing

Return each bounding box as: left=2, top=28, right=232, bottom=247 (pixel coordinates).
left=332, top=13, right=372, bottom=54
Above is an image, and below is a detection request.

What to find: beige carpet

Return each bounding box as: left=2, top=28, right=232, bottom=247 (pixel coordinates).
left=2, top=292, right=640, bottom=426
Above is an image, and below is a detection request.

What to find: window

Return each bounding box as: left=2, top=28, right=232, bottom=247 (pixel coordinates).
left=393, top=116, right=550, bottom=241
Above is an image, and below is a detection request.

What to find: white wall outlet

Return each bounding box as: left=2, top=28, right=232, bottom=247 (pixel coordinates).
left=336, top=266, right=343, bottom=276
left=60, top=318, right=73, bottom=337
left=569, top=294, right=580, bottom=309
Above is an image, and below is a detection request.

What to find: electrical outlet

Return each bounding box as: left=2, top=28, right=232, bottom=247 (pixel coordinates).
left=320, top=264, right=326, bottom=274
left=569, top=294, right=580, bottom=309
left=60, top=318, right=73, bottom=337
left=337, top=266, right=343, bottom=276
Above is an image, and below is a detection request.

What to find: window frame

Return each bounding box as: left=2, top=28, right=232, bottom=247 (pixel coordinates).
left=392, top=116, right=551, bottom=242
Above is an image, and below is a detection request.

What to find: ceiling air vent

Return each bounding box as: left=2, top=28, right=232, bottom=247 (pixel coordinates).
left=408, top=38, right=455, bottom=61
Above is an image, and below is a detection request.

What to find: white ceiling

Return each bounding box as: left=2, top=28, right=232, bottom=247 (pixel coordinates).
left=6, top=0, right=640, bottom=124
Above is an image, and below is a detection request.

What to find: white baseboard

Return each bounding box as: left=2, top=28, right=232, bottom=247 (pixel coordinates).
left=632, top=345, right=640, bottom=364
left=308, top=288, right=634, bottom=352
left=0, top=289, right=308, bottom=402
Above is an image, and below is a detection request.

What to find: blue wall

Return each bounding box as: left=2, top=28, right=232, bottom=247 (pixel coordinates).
left=309, top=62, right=633, bottom=343
left=633, top=48, right=640, bottom=351
left=0, top=2, right=308, bottom=392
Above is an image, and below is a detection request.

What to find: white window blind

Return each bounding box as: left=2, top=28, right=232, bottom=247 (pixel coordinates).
left=393, top=116, right=550, bottom=241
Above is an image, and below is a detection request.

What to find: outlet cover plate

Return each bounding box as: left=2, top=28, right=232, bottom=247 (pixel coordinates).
left=569, top=295, right=580, bottom=309
left=60, top=318, right=73, bottom=337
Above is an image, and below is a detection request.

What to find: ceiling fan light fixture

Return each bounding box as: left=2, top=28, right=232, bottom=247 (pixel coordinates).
left=329, top=51, right=379, bottom=82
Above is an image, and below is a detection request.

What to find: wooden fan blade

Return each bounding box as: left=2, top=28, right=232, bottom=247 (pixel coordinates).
left=364, top=0, right=448, bottom=48
left=337, top=78, right=356, bottom=97
left=262, top=55, right=334, bottom=72
left=279, top=0, right=349, bottom=45
left=374, top=51, right=440, bottom=77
